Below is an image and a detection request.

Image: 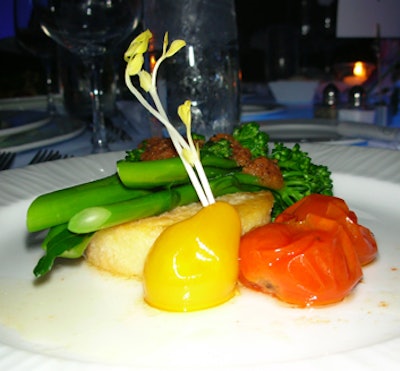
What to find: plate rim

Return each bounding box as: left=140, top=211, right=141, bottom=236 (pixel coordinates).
left=258, top=119, right=359, bottom=144
left=0, top=113, right=50, bottom=138
left=0, top=118, right=86, bottom=153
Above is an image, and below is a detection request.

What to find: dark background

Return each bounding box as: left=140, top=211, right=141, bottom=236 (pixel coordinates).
left=0, top=0, right=377, bottom=97
left=235, top=0, right=375, bottom=81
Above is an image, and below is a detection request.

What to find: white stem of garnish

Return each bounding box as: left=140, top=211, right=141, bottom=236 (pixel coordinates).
left=124, top=30, right=215, bottom=207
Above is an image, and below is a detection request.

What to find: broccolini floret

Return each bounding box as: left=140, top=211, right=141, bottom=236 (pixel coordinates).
left=233, top=122, right=269, bottom=158
left=270, top=142, right=333, bottom=218
left=124, top=124, right=333, bottom=220
left=124, top=123, right=333, bottom=220
left=200, top=138, right=233, bottom=159
left=125, top=143, right=146, bottom=162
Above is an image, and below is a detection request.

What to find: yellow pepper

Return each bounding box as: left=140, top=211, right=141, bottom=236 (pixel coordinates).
left=143, top=202, right=241, bottom=312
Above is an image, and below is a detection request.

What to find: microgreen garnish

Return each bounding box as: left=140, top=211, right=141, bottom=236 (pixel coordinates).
left=124, top=30, right=215, bottom=206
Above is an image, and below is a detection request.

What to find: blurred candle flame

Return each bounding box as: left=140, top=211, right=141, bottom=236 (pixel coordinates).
left=343, top=61, right=369, bottom=86
left=149, top=54, right=157, bottom=72
left=353, top=61, right=366, bottom=78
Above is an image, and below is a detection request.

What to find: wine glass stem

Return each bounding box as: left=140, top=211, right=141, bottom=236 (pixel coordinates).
left=42, top=57, right=57, bottom=116
left=86, top=59, right=110, bottom=153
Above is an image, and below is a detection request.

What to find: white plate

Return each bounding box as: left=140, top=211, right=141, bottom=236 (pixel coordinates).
left=0, top=145, right=400, bottom=371
left=0, top=95, right=65, bottom=138
left=259, top=119, right=366, bottom=145
left=0, top=110, right=50, bottom=137
left=0, top=116, right=85, bottom=153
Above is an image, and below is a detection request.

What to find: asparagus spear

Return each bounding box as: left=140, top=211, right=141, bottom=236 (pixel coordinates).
left=34, top=223, right=93, bottom=277
left=41, top=223, right=89, bottom=259
left=116, top=155, right=239, bottom=188
left=27, top=174, right=151, bottom=232
left=117, top=158, right=189, bottom=188
left=28, top=158, right=238, bottom=233
left=68, top=174, right=264, bottom=234
left=68, top=187, right=182, bottom=233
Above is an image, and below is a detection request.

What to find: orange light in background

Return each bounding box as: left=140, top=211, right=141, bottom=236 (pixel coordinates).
left=343, top=61, right=370, bottom=86
left=149, top=54, right=157, bottom=72
left=353, top=61, right=366, bottom=79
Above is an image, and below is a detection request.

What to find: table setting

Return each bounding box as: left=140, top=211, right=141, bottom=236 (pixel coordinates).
left=2, top=82, right=400, bottom=170
left=1, top=0, right=400, bottom=370
left=0, top=94, right=142, bottom=169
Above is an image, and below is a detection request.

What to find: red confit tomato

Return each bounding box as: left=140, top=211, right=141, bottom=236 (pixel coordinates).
left=239, top=194, right=378, bottom=307
left=275, top=194, right=378, bottom=265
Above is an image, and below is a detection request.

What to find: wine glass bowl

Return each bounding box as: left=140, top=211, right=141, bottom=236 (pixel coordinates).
left=34, top=0, right=142, bottom=153
left=38, top=1, right=141, bottom=58
left=14, top=2, right=55, bottom=59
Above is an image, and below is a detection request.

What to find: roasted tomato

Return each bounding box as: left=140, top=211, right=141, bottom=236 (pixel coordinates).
left=275, top=194, right=378, bottom=265
left=239, top=214, right=363, bottom=306
left=239, top=194, right=378, bottom=306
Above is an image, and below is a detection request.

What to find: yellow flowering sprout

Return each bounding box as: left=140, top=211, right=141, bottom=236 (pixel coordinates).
left=124, top=30, right=214, bottom=207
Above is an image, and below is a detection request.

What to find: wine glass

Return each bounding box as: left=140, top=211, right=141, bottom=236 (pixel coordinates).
left=3, top=0, right=61, bottom=130
left=14, top=0, right=58, bottom=116
left=33, top=0, right=142, bottom=153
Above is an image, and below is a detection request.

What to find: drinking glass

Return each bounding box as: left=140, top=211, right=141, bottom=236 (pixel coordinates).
left=143, top=0, right=240, bottom=138
left=33, top=0, right=142, bottom=153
